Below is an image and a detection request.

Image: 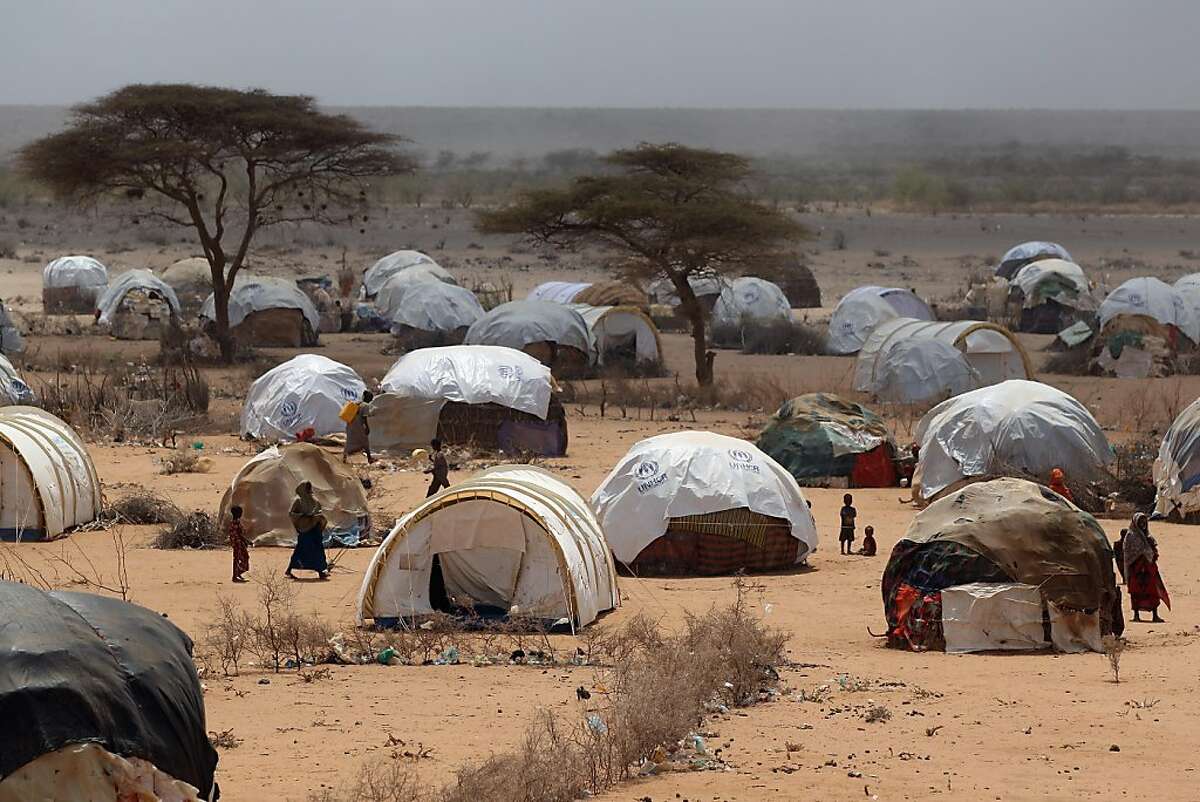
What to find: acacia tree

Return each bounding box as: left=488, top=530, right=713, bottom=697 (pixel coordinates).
left=478, top=143, right=804, bottom=385
left=20, top=84, right=414, bottom=360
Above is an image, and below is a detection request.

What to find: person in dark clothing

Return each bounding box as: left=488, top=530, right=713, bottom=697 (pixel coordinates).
left=839, top=493, right=856, bottom=555
left=286, top=481, right=330, bottom=580
left=1112, top=529, right=1127, bottom=584
left=425, top=438, right=450, bottom=497
left=858, top=525, right=877, bottom=557
left=228, top=505, right=250, bottom=582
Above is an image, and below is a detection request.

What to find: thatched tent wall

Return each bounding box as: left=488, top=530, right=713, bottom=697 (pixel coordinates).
left=628, top=508, right=798, bottom=576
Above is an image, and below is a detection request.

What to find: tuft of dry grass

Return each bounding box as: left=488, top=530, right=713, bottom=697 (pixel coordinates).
left=159, top=448, right=213, bottom=475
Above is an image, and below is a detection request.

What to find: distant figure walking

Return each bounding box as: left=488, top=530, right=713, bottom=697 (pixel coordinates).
left=1124, top=513, right=1169, bottom=622
left=858, top=525, right=877, bottom=557
left=1112, top=529, right=1127, bottom=584
left=227, top=505, right=250, bottom=583
left=343, top=390, right=374, bottom=464
left=839, top=493, right=857, bottom=555
left=286, top=481, right=330, bottom=581
left=425, top=438, right=450, bottom=497
left=1048, top=467, right=1074, bottom=503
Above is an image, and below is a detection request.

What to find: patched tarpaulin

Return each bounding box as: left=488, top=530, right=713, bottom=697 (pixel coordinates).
left=1099, top=276, right=1199, bottom=343
left=1154, top=396, right=1200, bottom=518
left=996, top=241, right=1072, bottom=280
left=0, top=581, right=218, bottom=798
left=465, top=300, right=597, bottom=362
left=756, top=393, right=894, bottom=480
left=200, top=275, right=320, bottom=332
left=363, top=251, right=452, bottom=298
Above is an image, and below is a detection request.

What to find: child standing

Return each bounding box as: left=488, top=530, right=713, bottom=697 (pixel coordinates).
left=228, top=505, right=250, bottom=583
left=839, top=493, right=857, bottom=555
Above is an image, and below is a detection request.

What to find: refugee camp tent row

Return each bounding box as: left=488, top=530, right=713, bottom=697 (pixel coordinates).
left=852, top=318, right=1032, bottom=404
left=381, top=280, right=485, bottom=350
left=369, top=345, right=568, bottom=457
left=43, top=255, right=108, bottom=314
left=527, top=280, right=650, bottom=309
left=756, top=393, right=898, bottom=487
left=994, top=240, right=1073, bottom=280
left=95, top=269, right=182, bottom=340
left=1007, top=258, right=1095, bottom=333
left=362, top=250, right=453, bottom=299
left=357, top=465, right=619, bottom=631
left=464, top=300, right=597, bottom=376
left=826, top=286, right=933, bottom=355
left=569, top=304, right=662, bottom=367
left=591, top=431, right=818, bottom=576
left=883, top=477, right=1120, bottom=654
left=0, top=582, right=219, bottom=801
left=1096, top=277, right=1198, bottom=378
left=1154, top=396, right=1200, bottom=522
left=241, top=354, right=367, bottom=442
left=0, top=407, right=101, bottom=541
left=219, top=442, right=370, bottom=547
left=912, top=380, right=1111, bottom=505
left=200, top=275, right=321, bottom=347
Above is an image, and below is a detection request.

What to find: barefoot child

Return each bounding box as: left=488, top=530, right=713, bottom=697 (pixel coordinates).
left=228, top=505, right=250, bottom=582
left=839, top=493, right=856, bottom=555
left=859, top=525, right=877, bottom=557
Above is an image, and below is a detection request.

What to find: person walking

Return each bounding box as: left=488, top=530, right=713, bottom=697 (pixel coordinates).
left=425, top=438, right=450, bottom=497
left=343, top=390, right=374, bottom=464
left=286, top=481, right=330, bottom=581
left=227, top=505, right=250, bottom=583
left=1124, top=513, right=1169, bottom=622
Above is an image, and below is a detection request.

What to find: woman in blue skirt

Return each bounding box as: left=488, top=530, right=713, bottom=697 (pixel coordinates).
left=286, top=481, right=330, bottom=581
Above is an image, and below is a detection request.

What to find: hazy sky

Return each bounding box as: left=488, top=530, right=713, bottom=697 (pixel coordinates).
left=2, top=0, right=1197, bottom=109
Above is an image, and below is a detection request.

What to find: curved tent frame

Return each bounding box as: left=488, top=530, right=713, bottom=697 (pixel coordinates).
left=95, top=269, right=182, bottom=325
left=570, top=304, right=662, bottom=366
left=1154, top=396, right=1200, bottom=520
left=358, top=465, right=619, bottom=631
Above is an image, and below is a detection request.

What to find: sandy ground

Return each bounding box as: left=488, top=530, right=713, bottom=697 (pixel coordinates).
left=3, top=208, right=1200, bottom=800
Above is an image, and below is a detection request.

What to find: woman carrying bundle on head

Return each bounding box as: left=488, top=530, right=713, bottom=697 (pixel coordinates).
left=286, top=481, right=330, bottom=581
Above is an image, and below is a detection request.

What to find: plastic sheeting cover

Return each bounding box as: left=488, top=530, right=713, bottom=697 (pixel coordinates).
left=380, top=345, right=553, bottom=418
left=941, top=582, right=1046, bottom=654
left=827, top=286, right=933, bottom=355
left=996, top=241, right=1072, bottom=278
left=569, top=304, right=661, bottom=365
left=756, top=393, right=894, bottom=480
left=200, top=275, right=320, bottom=331
left=1010, top=259, right=1090, bottom=309
left=363, top=251, right=450, bottom=297
left=43, top=256, right=108, bottom=289
left=1154, top=396, right=1200, bottom=518
left=0, top=355, right=34, bottom=406
left=646, top=275, right=727, bottom=306
left=464, top=300, right=597, bottom=362
left=591, top=430, right=818, bottom=564
left=241, top=354, right=366, bottom=441
left=1099, top=277, right=1199, bottom=343
left=872, top=338, right=980, bottom=405
left=95, top=269, right=182, bottom=325
left=712, top=277, right=792, bottom=325
left=383, top=280, right=484, bottom=333
left=527, top=281, right=592, bottom=304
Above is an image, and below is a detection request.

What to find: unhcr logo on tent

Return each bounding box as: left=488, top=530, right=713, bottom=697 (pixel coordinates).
left=278, top=399, right=302, bottom=428
left=497, top=365, right=523, bottom=381
left=340, top=386, right=359, bottom=400
left=634, top=460, right=666, bottom=492
left=728, top=449, right=760, bottom=474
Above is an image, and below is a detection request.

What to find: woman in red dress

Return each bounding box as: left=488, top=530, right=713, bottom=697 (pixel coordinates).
left=1124, top=513, right=1169, bottom=623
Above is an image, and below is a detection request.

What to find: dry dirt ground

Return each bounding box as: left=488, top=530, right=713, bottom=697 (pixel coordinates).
left=2, top=208, right=1200, bottom=800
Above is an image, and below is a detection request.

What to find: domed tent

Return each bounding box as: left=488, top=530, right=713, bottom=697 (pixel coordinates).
left=241, top=354, right=366, bottom=442
left=756, top=393, right=897, bottom=487
left=882, top=478, right=1120, bottom=653
left=711, top=277, right=792, bottom=343
left=591, top=431, right=818, bottom=575
left=357, top=465, right=619, bottom=631
left=574, top=280, right=649, bottom=310
left=1153, top=397, right=1200, bottom=521
left=382, top=280, right=485, bottom=350
left=0, top=582, right=218, bottom=801
left=570, top=304, right=662, bottom=368
left=827, top=286, right=933, bottom=355
left=527, top=281, right=591, bottom=304
left=0, top=356, right=34, bottom=407
left=1174, top=273, right=1200, bottom=317
left=995, top=241, right=1073, bottom=280
left=912, top=380, right=1111, bottom=505
left=159, top=257, right=213, bottom=314
left=1096, top=277, right=1198, bottom=377
left=0, top=407, right=101, bottom=541
left=362, top=250, right=452, bottom=298
left=43, top=256, right=108, bottom=314
left=370, top=345, right=567, bottom=456
left=1008, top=259, right=1094, bottom=333
left=200, top=275, right=320, bottom=348
left=646, top=275, right=727, bottom=308
left=95, top=269, right=182, bottom=340
left=465, top=300, right=597, bottom=376
left=853, top=318, right=1032, bottom=404
left=218, top=442, right=369, bottom=547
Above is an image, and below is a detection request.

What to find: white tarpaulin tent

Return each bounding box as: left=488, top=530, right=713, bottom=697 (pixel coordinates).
left=996, top=241, right=1073, bottom=279
left=853, top=318, right=1032, bottom=403
left=827, top=286, right=933, bottom=355
left=1154, top=396, right=1200, bottom=520
left=0, top=407, right=101, bottom=541
left=43, top=256, right=108, bottom=291
left=374, top=265, right=457, bottom=310
left=381, top=280, right=484, bottom=334
left=200, top=275, right=321, bottom=332
left=569, top=304, right=661, bottom=366
left=363, top=251, right=452, bottom=298
left=465, top=300, right=597, bottom=363
left=1099, top=277, right=1199, bottom=343
left=913, top=380, right=1112, bottom=503
left=0, top=356, right=34, bottom=406
left=528, top=281, right=592, bottom=304
left=241, top=354, right=366, bottom=441
left=712, top=277, right=792, bottom=325
left=1174, top=274, right=1200, bottom=319
left=357, top=464, right=619, bottom=630
left=1010, top=259, right=1089, bottom=307
left=940, top=581, right=1101, bottom=654
left=591, top=430, right=818, bottom=565
left=647, top=275, right=727, bottom=306
left=95, top=269, right=182, bottom=326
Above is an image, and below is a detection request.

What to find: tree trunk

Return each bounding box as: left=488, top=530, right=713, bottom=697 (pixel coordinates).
left=213, top=283, right=235, bottom=363
left=671, top=272, right=714, bottom=386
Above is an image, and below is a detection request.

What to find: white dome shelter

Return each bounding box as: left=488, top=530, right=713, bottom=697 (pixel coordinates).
left=591, top=431, right=817, bottom=575
left=1174, top=273, right=1200, bottom=318
left=200, top=275, right=321, bottom=348
left=465, top=300, right=597, bottom=374
left=646, top=275, right=727, bottom=307
left=996, top=241, right=1073, bottom=280
left=1099, top=277, right=1199, bottom=343
left=913, top=380, right=1111, bottom=504
left=0, top=407, right=101, bottom=541
left=241, top=354, right=367, bottom=442
left=363, top=250, right=452, bottom=298
left=1154, top=397, right=1200, bottom=521
left=528, top=281, right=592, bottom=304
left=827, top=286, right=933, bottom=355
left=383, top=280, right=484, bottom=339
left=570, top=304, right=662, bottom=367
left=853, top=318, right=1032, bottom=404
left=712, top=277, right=792, bottom=326
left=358, top=465, right=619, bottom=631
left=95, top=269, right=182, bottom=340
left=1009, top=259, right=1094, bottom=333
left=43, top=256, right=109, bottom=314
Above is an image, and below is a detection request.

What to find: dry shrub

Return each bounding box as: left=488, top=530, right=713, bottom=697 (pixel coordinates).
left=104, top=491, right=182, bottom=525
left=1102, top=634, right=1125, bottom=683
left=159, top=448, right=213, bottom=475
left=153, top=511, right=222, bottom=550
left=574, top=372, right=792, bottom=416
left=1111, top=438, right=1158, bottom=508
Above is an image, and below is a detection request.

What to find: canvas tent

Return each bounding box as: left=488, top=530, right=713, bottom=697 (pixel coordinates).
left=218, top=442, right=369, bottom=547
left=712, top=277, right=792, bottom=327
left=591, top=431, right=818, bottom=575
left=465, top=300, right=597, bottom=375
left=756, top=393, right=897, bottom=487
left=382, top=280, right=485, bottom=350
left=241, top=354, right=366, bottom=441
left=882, top=477, right=1120, bottom=653
left=358, top=465, right=619, bottom=631
left=370, top=345, right=567, bottom=456
left=95, top=269, right=181, bottom=340
left=1008, top=259, right=1094, bottom=333
left=1153, top=396, right=1200, bottom=521
left=569, top=304, right=662, bottom=367
left=853, top=318, right=1032, bottom=404
left=827, top=286, right=933, bottom=355
left=43, top=256, right=108, bottom=314
left=200, top=275, right=320, bottom=347
left=912, top=380, right=1111, bottom=504
left=362, top=250, right=452, bottom=298
left=0, top=356, right=34, bottom=407
left=995, top=241, right=1073, bottom=280
left=1095, top=277, right=1197, bottom=377
left=0, top=582, right=218, bottom=801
